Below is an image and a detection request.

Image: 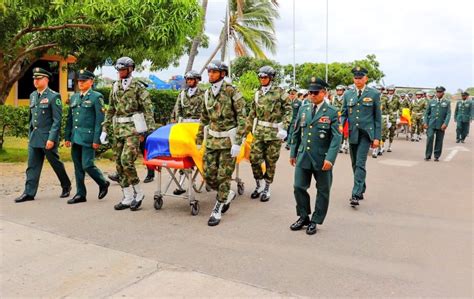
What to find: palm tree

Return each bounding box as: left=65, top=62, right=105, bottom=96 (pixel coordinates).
left=185, top=0, right=209, bottom=73
left=200, top=0, right=279, bottom=74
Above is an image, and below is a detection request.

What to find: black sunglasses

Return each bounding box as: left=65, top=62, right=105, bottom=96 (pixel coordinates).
left=309, top=91, right=320, bottom=95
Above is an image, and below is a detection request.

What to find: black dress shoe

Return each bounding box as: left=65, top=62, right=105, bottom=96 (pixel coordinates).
left=108, top=173, right=120, bottom=182
left=130, top=199, right=142, bottom=211
left=143, top=175, right=154, bottom=183
left=424, top=157, right=431, bottom=161
left=350, top=196, right=359, bottom=206
left=290, top=217, right=310, bottom=231
left=60, top=186, right=72, bottom=198
left=434, top=157, right=439, bottom=162
left=67, top=195, right=87, bottom=204
left=15, top=194, right=35, bottom=203
left=358, top=194, right=364, bottom=200
left=98, top=181, right=110, bottom=199
left=114, top=202, right=130, bottom=210
left=207, top=216, right=220, bottom=226
left=456, top=139, right=460, bottom=143
left=306, top=222, right=317, bottom=235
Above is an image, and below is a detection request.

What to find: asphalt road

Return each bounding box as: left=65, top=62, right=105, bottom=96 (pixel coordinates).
left=1, top=124, right=472, bottom=297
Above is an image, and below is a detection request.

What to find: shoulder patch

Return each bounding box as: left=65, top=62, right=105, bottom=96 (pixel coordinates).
left=56, top=98, right=62, bottom=106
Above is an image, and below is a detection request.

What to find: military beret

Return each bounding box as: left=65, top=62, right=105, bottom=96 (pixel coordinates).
left=351, top=66, right=368, bottom=77
left=461, top=91, right=470, bottom=96
left=308, top=77, right=329, bottom=92
left=435, top=86, right=446, bottom=92
left=32, top=67, right=52, bottom=78
left=77, top=69, right=95, bottom=80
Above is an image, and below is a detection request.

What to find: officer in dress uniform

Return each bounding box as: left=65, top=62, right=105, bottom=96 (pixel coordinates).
left=454, top=91, right=472, bottom=143
left=64, top=70, right=109, bottom=204
left=15, top=68, right=71, bottom=203
left=289, top=78, right=341, bottom=235
left=340, top=67, right=382, bottom=207
left=285, top=87, right=299, bottom=150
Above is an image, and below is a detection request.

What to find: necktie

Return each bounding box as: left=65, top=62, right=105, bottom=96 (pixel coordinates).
left=312, top=104, right=317, bottom=117
left=358, top=90, right=362, bottom=98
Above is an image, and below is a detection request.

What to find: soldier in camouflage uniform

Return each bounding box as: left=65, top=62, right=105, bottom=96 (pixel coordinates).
left=385, top=85, right=400, bottom=152
left=172, top=70, right=204, bottom=195
left=196, top=60, right=246, bottom=226
left=332, top=85, right=347, bottom=154
left=101, top=57, right=155, bottom=211
left=372, top=85, right=387, bottom=158
left=285, top=88, right=299, bottom=150
left=410, top=91, right=427, bottom=142
left=245, top=66, right=291, bottom=202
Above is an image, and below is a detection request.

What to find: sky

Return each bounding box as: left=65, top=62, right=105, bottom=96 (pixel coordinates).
left=100, top=0, right=473, bottom=92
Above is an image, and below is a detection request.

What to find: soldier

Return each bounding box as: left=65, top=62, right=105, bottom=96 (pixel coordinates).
left=385, top=85, right=400, bottom=152
left=101, top=57, right=155, bottom=210
left=410, top=91, right=427, bottom=142
left=64, top=70, right=109, bottom=204
left=340, top=67, right=381, bottom=206
left=426, top=92, right=434, bottom=100
left=15, top=68, right=71, bottom=203
left=423, top=86, right=451, bottom=161
left=172, top=70, right=204, bottom=195
left=285, top=87, right=299, bottom=150
left=332, top=85, right=348, bottom=154
left=289, top=78, right=341, bottom=235
left=196, top=60, right=246, bottom=226
left=372, top=85, right=386, bottom=158
left=246, top=66, right=291, bottom=202
left=454, top=91, right=472, bottom=143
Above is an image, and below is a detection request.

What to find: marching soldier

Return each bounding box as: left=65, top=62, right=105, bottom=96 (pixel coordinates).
left=15, top=68, right=71, bottom=203
left=196, top=60, right=246, bottom=226
left=64, top=70, right=109, bottom=204
left=372, top=85, right=386, bottom=158
left=289, top=78, right=341, bottom=235
left=332, top=85, right=348, bottom=154
left=410, top=91, right=427, bottom=142
left=246, top=66, right=291, bottom=202
left=102, top=56, right=155, bottom=210
left=285, top=87, right=299, bottom=150
left=454, top=91, right=472, bottom=143
left=172, top=70, right=204, bottom=195
left=340, top=67, right=381, bottom=206
left=423, top=86, right=451, bottom=161
left=385, top=85, right=400, bottom=152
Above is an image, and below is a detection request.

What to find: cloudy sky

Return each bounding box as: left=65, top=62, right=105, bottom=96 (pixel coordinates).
left=102, top=0, right=473, bottom=92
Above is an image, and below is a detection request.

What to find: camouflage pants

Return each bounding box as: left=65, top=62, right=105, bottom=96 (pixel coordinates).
left=381, top=115, right=389, bottom=142
left=250, top=140, right=281, bottom=183
left=411, top=113, right=424, bottom=135
left=204, top=148, right=236, bottom=203
left=388, top=121, right=397, bottom=142
left=114, top=135, right=140, bottom=188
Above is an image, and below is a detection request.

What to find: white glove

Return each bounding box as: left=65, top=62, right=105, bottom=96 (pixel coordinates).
left=276, top=129, right=288, bottom=140
left=230, top=144, right=241, bottom=157
left=100, top=132, right=108, bottom=144
left=396, top=119, right=400, bottom=125
left=196, top=144, right=202, bottom=150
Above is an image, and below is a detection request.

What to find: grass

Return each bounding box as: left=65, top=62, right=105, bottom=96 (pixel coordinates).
left=0, top=137, right=114, bottom=163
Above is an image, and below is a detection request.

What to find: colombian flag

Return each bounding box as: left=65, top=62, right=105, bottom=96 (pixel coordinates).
left=145, top=123, right=252, bottom=174
left=400, top=108, right=412, bottom=126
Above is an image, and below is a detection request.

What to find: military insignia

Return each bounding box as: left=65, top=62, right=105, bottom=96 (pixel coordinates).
left=318, top=116, right=331, bottom=124
left=319, top=133, right=325, bottom=138
left=35, top=68, right=40, bottom=72
left=56, top=98, right=61, bottom=106
left=311, top=77, right=316, bottom=83
left=80, top=70, right=84, bottom=74
left=84, top=100, right=92, bottom=104
left=363, top=97, right=373, bottom=103
left=349, top=108, right=352, bottom=114
left=356, top=66, right=360, bottom=71
left=40, top=99, right=49, bottom=104
left=338, top=125, right=343, bottom=133
left=300, top=112, right=306, bottom=126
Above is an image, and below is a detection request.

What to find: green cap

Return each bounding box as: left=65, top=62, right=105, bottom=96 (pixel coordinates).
left=32, top=67, right=52, bottom=78
left=77, top=69, right=95, bottom=80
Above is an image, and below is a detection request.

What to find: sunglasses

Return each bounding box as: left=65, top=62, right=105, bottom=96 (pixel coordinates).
left=309, top=91, right=320, bottom=95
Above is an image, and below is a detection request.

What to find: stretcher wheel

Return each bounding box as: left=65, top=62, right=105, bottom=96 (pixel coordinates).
left=190, top=201, right=199, bottom=216
left=154, top=195, right=163, bottom=210
left=237, top=182, right=245, bottom=195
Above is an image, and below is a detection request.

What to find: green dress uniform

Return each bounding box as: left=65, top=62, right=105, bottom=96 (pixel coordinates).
left=454, top=96, right=472, bottom=142
left=287, top=99, right=302, bottom=146
left=423, top=90, right=451, bottom=160
left=290, top=101, right=341, bottom=224
left=341, top=79, right=382, bottom=201
left=22, top=69, right=71, bottom=199
left=65, top=84, right=107, bottom=198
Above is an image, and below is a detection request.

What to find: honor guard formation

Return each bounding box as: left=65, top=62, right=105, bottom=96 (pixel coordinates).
left=14, top=59, right=472, bottom=235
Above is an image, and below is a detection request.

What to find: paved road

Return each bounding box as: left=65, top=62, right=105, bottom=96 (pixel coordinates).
left=1, top=124, right=472, bottom=297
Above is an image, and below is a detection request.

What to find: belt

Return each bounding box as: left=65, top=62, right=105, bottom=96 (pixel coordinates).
left=180, top=118, right=200, bottom=123
left=115, top=116, right=133, bottom=123
left=208, top=128, right=235, bottom=138
left=257, top=120, right=280, bottom=128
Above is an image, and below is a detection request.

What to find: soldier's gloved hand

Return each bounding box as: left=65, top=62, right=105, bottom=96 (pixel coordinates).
left=276, top=129, right=288, bottom=140
left=196, top=144, right=202, bottom=150
left=100, top=132, right=108, bottom=144
left=230, top=144, right=241, bottom=157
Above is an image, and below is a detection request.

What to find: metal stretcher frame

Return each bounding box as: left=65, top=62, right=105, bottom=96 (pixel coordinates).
left=396, top=118, right=411, bottom=140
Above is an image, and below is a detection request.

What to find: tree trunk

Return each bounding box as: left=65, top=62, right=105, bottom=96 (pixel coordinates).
left=185, top=0, right=209, bottom=73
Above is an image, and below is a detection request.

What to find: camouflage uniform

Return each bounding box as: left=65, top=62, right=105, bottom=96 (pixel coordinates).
left=331, top=95, right=344, bottom=110
left=196, top=81, right=246, bottom=203
left=385, top=94, right=400, bottom=148
left=103, top=79, right=155, bottom=189
left=246, top=85, right=291, bottom=187
left=411, top=97, right=427, bottom=139
left=173, top=87, right=204, bottom=121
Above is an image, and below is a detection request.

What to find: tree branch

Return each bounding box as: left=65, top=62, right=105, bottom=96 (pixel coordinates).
left=11, top=24, right=93, bottom=47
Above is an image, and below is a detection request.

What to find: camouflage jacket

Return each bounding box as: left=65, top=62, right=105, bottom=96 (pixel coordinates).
left=245, top=85, right=291, bottom=141
left=173, top=87, right=204, bottom=121
left=411, top=98, right=427, bottom=115
left=399, top=99, right=412, bottom=114
left=331, top=95, right=344, bottom=111
left=196, top=81, right=246, bottom=149
left=102, top=79, right=155, bottom=138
